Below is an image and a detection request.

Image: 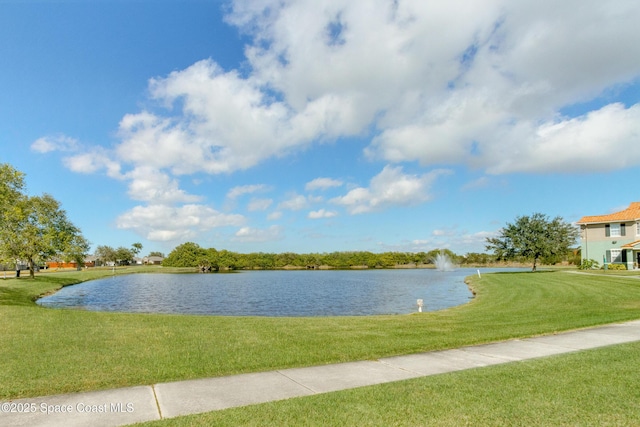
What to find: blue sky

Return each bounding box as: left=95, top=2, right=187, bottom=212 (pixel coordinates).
left=2, top=0, right=640, bottom=257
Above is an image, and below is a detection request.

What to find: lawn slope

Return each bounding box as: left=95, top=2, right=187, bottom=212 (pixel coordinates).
left=1, top=269, right=640, bottom=399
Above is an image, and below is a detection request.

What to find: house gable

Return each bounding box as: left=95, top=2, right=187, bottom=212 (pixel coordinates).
left=577, top=202, right=640, bottom=224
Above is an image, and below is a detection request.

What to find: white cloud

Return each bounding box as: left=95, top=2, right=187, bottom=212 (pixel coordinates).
left=485, top=103, right=640, bottom=174
left=279, top=194, right=311, bottom=211
left=51, top=0, right=640, bottom=244
left=116, top=204, right=245, bottom=241
left=233, top=225, right=284, bottom=242
left=63, top=148, right=122, bottom=178
left=247, top=198, right=273, bottom=211
left=438, top=230, right=498, bottom=254
left=267, top=211, right=283, bottom=220
left=305, top=177, right=344, bottom=191
left=228, top=0, right=640, bottom=174
left=115, top=111, right=199, bottom=173
left=227, top=184, right=271, bottom=199
left=461, top=176, right=491, bottom=191
left=380, top=229, right=497, bottom=254
left=331, top=165, right=451, bottom=214
left=308, top=209, right=338, bottom=219
left=59, top=0, right=640, bottom=184
left=31, top=135, right=79, bottom=153
left=125, top=168, right=202, bottom=204
left=411, top=240, right=431, bottom=246
left=131, top=60, right=302, bottom=175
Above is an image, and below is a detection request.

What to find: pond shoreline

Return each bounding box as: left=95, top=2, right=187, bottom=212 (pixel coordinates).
left=36, top=269, right=496, bottom=317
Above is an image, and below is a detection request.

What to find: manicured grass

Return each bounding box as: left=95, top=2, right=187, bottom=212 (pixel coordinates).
left=136, top=341, right=640, bottom=426
left=1, top=269, right=640, bottom=400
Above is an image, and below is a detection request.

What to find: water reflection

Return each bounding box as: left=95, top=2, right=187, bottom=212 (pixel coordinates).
left=37, top=269, right=516, bottom=317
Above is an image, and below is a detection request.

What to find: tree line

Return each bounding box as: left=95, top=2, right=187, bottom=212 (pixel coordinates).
left=163, top=212, right=580, bottom=272
left=161, top=242, right=536, bottom=270
left=92, top=243, right=146, bottom=266
left=90, top=244, right=164, bottom=266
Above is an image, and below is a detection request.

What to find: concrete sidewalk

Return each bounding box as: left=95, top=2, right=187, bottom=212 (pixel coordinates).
left=3, top=320, right=640, bottom=427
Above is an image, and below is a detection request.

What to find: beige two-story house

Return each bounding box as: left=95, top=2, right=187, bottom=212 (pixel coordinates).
left=577, top=202, right=640, bottom=269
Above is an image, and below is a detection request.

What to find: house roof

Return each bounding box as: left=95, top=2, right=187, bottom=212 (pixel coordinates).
left=622, top=240, right=640, bottom=249
left=577, top=202, right=640, bottom=224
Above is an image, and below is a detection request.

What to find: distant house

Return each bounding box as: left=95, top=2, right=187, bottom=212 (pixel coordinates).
left=46, top=257, right=96, bottom=269
left=143, top=255, right=164, bottom=265
left=577, top=202, right=640, bottom=269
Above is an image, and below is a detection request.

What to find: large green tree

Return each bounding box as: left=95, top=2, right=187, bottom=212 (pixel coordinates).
left=2, top=193, right=88, bottom=278
left=0, top=163, right=25, bottom=208
left=0, top=163, right=89, bottom=277
left=486, top=213, right=578, bottom=272
left=115, top=246, right=135, bottom=265
left=51, top=212, right=91, bottom=269
left=0, top=164, right=26, bottom=268
left=94, top=245, right=138, bottom=266
left=94, top=245, right=117, bottom=266
left=162, top=242, right=207, bottom=267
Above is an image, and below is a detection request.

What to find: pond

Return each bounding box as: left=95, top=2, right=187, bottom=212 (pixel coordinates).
left=36, top=268, right=517, bottom=317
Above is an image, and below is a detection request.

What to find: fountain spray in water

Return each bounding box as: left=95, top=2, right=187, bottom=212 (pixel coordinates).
left=433, top=250, right=456, bottom=272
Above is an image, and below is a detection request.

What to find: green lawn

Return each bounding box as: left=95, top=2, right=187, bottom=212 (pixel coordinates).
left=1, top=268, right=640, bottom=401
left=135, top=341, right=640, bottom=426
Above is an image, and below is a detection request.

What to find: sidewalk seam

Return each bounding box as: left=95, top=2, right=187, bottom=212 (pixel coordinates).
left=377, top=359, right=424, bottom=375
left=275, top=370, right=321, bottom=394
left=151, top=384, right=163, bottom=419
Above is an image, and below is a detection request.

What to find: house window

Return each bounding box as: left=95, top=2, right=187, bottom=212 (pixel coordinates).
left=606, top=223, right=625, bottom=237
left=611, top=223, right=620, bottom=237
left=637, top=222, right=640, bottom=236
left=608, top=249, right=622, bottom=263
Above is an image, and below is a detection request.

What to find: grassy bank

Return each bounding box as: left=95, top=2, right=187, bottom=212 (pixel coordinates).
left=1, top=269, right=640, bottom=400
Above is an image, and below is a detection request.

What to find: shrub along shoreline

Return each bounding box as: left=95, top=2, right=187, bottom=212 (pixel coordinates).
left=1, top=268, right=640, bottom=400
